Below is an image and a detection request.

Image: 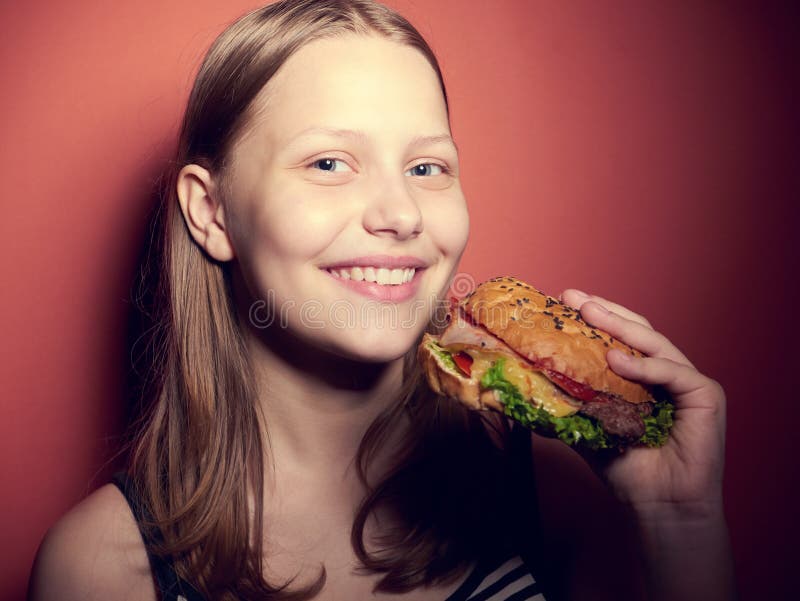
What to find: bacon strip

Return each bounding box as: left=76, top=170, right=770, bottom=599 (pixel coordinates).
left=439, top=309, right=516, bottom=353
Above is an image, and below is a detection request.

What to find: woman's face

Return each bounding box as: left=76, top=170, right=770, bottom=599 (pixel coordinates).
left=221, top=34, right=469, bottom=362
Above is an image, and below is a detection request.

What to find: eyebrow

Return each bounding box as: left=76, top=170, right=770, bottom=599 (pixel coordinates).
left=287, top=126, right=459, bottom=153
left=410, top=133, right=459, bottom=153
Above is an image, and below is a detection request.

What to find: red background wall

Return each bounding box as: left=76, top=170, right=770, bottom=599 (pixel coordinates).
left=1, top=1, right=796, bottom=599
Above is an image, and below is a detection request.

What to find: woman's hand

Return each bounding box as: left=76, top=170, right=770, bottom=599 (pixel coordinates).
left=560, top=289, right=736, bottom=601
left=559, top=288, right=727, bottom=515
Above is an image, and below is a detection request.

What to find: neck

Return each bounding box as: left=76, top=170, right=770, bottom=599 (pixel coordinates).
left=245, top=320, right=408, bottom=485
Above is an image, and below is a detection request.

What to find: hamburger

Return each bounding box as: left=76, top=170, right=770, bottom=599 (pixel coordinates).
left=418, top=277, right=674, bottom=450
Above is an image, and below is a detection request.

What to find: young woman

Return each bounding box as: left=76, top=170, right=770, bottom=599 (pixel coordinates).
left=28, top=1, right=736, bottom=600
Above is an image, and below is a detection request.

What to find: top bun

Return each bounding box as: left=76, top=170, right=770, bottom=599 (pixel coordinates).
left=461, top=277, right=653, bottom=404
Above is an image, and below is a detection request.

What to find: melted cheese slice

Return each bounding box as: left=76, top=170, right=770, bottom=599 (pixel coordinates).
left=466, top=349, right=580, bottom=417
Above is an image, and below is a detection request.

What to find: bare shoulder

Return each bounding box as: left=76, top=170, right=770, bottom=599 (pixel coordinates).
left=28, top=483, right=157, bottom=601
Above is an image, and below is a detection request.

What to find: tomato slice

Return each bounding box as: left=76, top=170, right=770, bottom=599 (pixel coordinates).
left=453, top=351, right=473, bottom=377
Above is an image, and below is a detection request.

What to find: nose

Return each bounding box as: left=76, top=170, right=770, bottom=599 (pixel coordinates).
left=362, top=179, right=423, bottom=240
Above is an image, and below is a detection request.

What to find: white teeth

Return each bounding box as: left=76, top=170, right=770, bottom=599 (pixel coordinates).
left=376, top=267, right=390, bottom=285
left=329, top=266, right=417, bottom=285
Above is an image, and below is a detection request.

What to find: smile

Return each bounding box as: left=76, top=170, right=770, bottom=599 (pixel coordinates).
left=320, top=255, right=427, bottom=302
left=326, top=266, right=416, bottom=285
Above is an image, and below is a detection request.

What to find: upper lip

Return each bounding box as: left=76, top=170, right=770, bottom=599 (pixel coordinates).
left=320, top=255, right=428, bottom=270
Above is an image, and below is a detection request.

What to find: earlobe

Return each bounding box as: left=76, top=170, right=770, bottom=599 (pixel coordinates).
left=176, top=164, right=235, bottom=262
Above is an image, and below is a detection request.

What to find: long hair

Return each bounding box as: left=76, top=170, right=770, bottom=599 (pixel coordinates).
left=128, top=1, right=517, bottom=599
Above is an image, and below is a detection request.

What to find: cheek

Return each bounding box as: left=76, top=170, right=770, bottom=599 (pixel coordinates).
left=425, top=197, right=470, bottom=258
left=244, top=195, right=350, bottom=262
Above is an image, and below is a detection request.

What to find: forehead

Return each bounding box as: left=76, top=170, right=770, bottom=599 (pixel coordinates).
left=243, top=34, right=450, bottom=145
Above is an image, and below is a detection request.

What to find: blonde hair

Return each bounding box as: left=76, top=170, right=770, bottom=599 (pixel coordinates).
left=128, top=1, right=514, bottom=599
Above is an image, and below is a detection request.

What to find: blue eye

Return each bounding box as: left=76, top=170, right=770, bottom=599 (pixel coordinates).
left=406, top=163, right=444, bottom=177
left=312, top=158, right=351, bottom=172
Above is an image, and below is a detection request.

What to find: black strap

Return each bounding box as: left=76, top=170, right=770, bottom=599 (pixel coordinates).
left=111, top=472, right=205, bottom=601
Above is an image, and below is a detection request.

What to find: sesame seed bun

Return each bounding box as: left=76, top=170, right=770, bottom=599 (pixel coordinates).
left=461, top=277, right=653, bottom=405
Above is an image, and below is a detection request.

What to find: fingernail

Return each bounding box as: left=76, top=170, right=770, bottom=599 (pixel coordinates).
left=572, top=289, right=590, bottom=301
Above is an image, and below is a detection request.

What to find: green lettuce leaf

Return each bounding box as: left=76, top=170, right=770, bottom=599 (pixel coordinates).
left=480, top=358, right=612, bottom=450
left=639, top=398, right=674, bottom=447
left=430, top=341, right=458, bottom=373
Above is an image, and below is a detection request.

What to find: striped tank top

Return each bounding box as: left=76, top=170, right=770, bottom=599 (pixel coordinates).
left=445, top=554, right=546, bottom=600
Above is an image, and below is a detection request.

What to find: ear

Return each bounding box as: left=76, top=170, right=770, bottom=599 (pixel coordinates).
left=176, top=164, right=235, bottom=262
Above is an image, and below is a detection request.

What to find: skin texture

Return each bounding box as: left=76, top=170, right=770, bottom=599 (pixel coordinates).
left=179, top=36, right=468, bottom=364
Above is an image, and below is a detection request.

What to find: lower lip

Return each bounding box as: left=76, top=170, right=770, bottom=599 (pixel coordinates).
left=324, top=269, right=424, bottom=302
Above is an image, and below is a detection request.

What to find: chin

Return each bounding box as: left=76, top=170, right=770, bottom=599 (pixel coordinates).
left=320, top=325, right=422, bottom=364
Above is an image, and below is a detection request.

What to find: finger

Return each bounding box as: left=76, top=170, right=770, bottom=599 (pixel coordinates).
left=606, top=350, right=719, bottom=408
left=561, top=289, right=652, bottom=329
left=580, top=301, right=694, bottom=367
